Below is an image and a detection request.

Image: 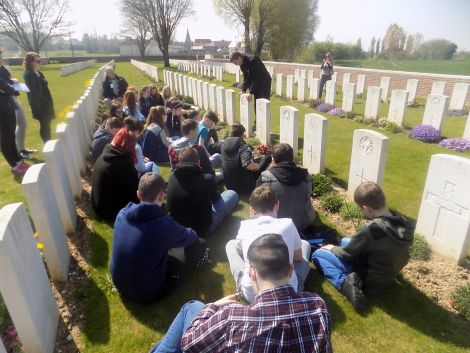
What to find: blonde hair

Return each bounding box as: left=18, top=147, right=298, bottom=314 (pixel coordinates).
left=23, top=52, right=40, bottom=71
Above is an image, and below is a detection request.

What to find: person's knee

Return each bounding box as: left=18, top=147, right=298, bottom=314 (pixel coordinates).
left=181, top=300, right=205, bottom=314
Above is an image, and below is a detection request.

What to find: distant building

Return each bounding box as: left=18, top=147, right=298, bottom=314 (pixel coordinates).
left=192, top=39, right=230, bottom=54
left=184, top=29, right=192, bottom=51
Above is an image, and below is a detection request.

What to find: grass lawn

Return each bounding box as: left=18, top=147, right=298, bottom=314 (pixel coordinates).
left=333, top=59, right=470, bottom=76
left=1, top=62, right=469, bottom=352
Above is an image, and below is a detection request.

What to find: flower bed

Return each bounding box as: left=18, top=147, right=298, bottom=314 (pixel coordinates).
left=328, top=108, right=345, bottom=116
left=316, top=103, right=335, bottom=113
left=411, top=125, right=441, bottom=143
left=439, top=138, right=470, bottom=152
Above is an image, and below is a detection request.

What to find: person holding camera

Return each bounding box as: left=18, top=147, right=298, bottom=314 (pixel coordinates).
left=319, top=52, right=334, bottom=99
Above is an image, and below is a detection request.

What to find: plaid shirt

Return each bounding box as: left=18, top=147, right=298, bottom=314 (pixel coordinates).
left=181, top=285, right=332, bottom=353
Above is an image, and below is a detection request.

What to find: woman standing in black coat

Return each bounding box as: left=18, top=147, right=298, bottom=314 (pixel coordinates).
left=23, top=52, right=55, bottom=143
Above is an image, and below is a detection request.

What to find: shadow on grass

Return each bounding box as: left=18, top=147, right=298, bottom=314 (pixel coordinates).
left=83, top=276, right=111, bottom=345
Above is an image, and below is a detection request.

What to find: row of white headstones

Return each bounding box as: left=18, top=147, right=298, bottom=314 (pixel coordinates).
left=0, top=61, right=115, bottom=353
left=171, top=59, right=470, bottom=139
left=60, top=59, right=97, bottom=77
left=163, top=58, right=470, bottom=266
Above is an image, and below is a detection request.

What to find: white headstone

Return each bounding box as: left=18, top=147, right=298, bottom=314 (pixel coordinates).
left=347, top=129, right=389, bottom=197
left=303, top=114, right=328, bottom=174
left=431, top=81, right=446, bottom=96
left=342, top=73, right=351, bottom=86
left=464, top=112, right=470, bottom=140
left=422, top=94, right=449, bottom=131
left=387, top=89, right=409, bottom=126
left=209, top=83, right=217, bottom=111
left=356, top=74, right=366, bottom=96
left=235, top=69, right=240, bottom=83
left=55, top=124, right=82, bottom=197
left=276, top=74, right=283, bottom=96
left=216, top=86, right=226, bottom=121
left=324, top=80, right=336, bottom=105
left=0, top=203, right=59, bottom=353
left=379, top=77, right=391, bottom=102
left=294, top=69, right=300, bottom=83
left=415, top=154, right=470, bottom=264
left=309, top=78, right=320, bottom=100
left=183, top=76, right=188, bottom=96
left=300, top=69, right=306, bottom=79
left=43, top=140, right=77, bottom=233
left=286, top=75, right=294, bottom=99
left=22, top=164, right=70, bottom=282
left=240, top=94, right=253, bottom=137
left=202, top=82, right=210, bottom=110
left=280, top=106, right=299, bottom=156
left=256, top=99, right=271, bottom=145
left=297, top=76, right=307, bottom=102
left=342, top=82, right=356, bottom=112
left=448, top=82, right=469, bottom=115
left=196, top=80, right=203, bottom=108
left=191, top=78, right=197, bottom=103
left=66, top=111, right=86, bottom=174
left=364, top=86, right=382, bottom=119
left=225, top=89, right=236, bottom=125
left=405, top=79, right=419, bottom=103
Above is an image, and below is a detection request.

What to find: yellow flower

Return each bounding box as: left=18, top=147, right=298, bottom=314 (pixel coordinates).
left=33, top=232, right=39, bottom=238
left=37, top=243, right=44, bottom=250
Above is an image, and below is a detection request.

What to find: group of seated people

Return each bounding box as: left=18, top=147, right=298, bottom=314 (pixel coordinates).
left=91, top=70, right=414, bottom=352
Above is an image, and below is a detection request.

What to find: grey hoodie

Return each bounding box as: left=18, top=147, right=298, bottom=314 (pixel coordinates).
left=91, top=126, right=112, bottom=163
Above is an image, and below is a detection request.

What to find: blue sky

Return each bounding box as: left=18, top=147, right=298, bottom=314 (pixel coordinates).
left=68, top=0, right=470, bottom=50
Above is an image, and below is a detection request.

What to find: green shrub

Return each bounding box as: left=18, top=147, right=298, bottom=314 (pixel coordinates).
left=339, top=202, right=363, bottom=220
left=311, top=173, right=333, bottom=196
left=309, top=99, right=322, bottom=108
left=217, top=127, right=231, bottom=140
left=341, top=111, right=358, bottom=119
left=320, top=192, right=343, bottom=213
left=409, top=234, right=430, bottom=261
left=246, top=137, right=261, bottom=146
left=183, top=96, right=194, bottom=105
left=452, top=283, right=470, bottom=320
left=385, top=122, right=408, bottom=135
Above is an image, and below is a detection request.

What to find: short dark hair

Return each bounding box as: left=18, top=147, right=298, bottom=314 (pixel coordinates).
left=204, top=110, right=219, bottom=125
left=179, top=147, right=199, bottom=164
left=230, top=123, right=246, bottom=138
left=273, top=143, right=294, bottom=163
left=105, top=117, right=124, bottom=130
left=249, top=186, right=278, bottom=214
left=138, top=173, right=166, bottom=202
left=229, top=51, right=243, bottom=62
left=181, top=119, right=198, bottom=136
left=247, top=233, right=291, bottom=281
left=188, top=110, right=200, bottom=120
left=171, top=100, right=183, bottom=110
left=354, top=181, right=386, bottom=210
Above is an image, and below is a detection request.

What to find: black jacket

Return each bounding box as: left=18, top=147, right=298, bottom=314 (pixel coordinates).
left=167, top=162, right=220, bottom=235
left=24, top=69, right=55, bottom=121
left=90, top=126, right=113, bottom=163
left=240, top=55, right=271, bottom=96
left=140, top=96, right=154, bottom=118
left=0, top=74, right=17, bottom=113
left=0, top=66, right=19, bottom=97
left=102, top=75, right=128, bottom=100
left=92, top=144, right=139, bottom=220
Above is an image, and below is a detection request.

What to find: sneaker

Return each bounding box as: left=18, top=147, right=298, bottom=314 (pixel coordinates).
left=341, top=272, right=368, bottom=312
left=21, top=148, right=38, bottom=154
left=20, top=151, right=33, bottom=160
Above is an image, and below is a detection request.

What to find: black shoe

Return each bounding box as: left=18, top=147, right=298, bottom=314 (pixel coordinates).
left=21, top=148, right=38, bottom=154
left=341, top=272, right=368, bottom=312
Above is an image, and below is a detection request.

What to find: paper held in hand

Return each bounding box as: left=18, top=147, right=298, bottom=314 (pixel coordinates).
left=11, top=83, right=30, bottom=92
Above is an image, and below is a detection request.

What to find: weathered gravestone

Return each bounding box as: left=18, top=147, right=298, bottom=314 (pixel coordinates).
left=256, top=98, right=271, bottom=145
left=380, top=76, right=391, bottom=102
left=405, top=79, right=419, bottom=103
left=303, top=113, right=327, bottom=174
left=209, top=83, right=217, bottom=112
left=415, top=154, right=470, bottom=264
left=347, top=129, right=389, bottom=197
left=356, top=74, right=366, bottom=96
left=225, top=89, right=236, bottom=125
left=55, top=124, right=82, bottom=197
left=286, top=75, right=294, bottom=99
left=431, top=81, right=446, bottom=95
left=448, top=82, right=469, bottom=115
left=342, top=82, right=356, bottom=112
left=364, top=86, right=382, bottom=119
left=280, top=106, right=299, bottom=156
left=276, top=74, right=283, bottom=96
left=342, top=73, right=351, bottom=86
left=297, top=76, right=307, bottom=102
left=309, top=78, right=320, bottom=100
left=240, top=94, right=253, bottom=137
left=422, top=94, right=449, bottom=131
left=216, top=86, right=226, bottom=121
left=387, top=89, right=409, bottom=126
left=202, top=82, right=210, bottom=110
left=324, top=80, right=336, bottom=105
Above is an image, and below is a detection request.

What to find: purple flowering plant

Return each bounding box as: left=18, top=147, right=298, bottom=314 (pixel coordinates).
left=439, top=138, right=470, bottom=152
left=316, top=103, right=335, bottom=113
left=328, top=108, right=345, bottom=116
left=410, top=125, right=441, bottom=143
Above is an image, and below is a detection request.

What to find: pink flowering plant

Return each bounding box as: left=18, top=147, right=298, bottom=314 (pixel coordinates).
left=410, top=125, right=441, bottom=143
left=439, top=138, right=470, bottom=152
left=328, top=108, right=345, bottom=116
left=316, top=103, right=335, bottom=113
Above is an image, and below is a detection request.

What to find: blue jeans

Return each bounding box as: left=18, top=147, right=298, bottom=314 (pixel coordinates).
left=311, top=238, right=352, bottom=290
left=150, top=300, right=205, bottom=353
left=207, top=190, right=238, bottom=234
left=209, top=153, right=222, bottom=169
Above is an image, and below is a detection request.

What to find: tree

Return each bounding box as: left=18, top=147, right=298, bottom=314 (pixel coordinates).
left=214, top=0, right=255, bottom=54
left=416, top=39, right=457, bottom=60
left=382, top=23, right=406, bottom=57
left=405, top=34, right=414, bottom=55
left=120, top=0, right=152, bottom=60
left=251, top=0, right=275, bottom=56
left=0, top=0, right=70, bottom=53
left=375, top=38, right=381, bottom=56
left=369, top=36, right=376, bottom=57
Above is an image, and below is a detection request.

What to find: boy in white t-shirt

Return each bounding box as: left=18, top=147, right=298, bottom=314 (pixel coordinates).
left=226, top=186, right=311, bottom=302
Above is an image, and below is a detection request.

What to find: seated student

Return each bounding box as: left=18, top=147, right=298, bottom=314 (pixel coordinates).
left=131, top=120, right=160, bottom=176
left=139, top=86, right=154, bottom=118
left=221, top=123, right=272, bottom=195
left=92, top=123, right=140, bottom=220
left=168, top=119, right=222, bottom=181
left=151, top=233, right=332, bottom=353
left=257, top=143, right=316, bottom=235
left=312, top=182, right=413, bottom=312
left=226, top=186, right=311, bottom=303
left=110, top=172, right=209, bottom=303
left=150, top=84, right=165, bottom=106
left=102, top=66, right=128, bottom=102
left=91, top=117, right=124, bottom=163
left=162, top=86, right=173, bottom=107
left=123, top=90, right=145, bottom=121
left=140, top=106, right=171, bottom=163
left=109, top=101, right=124, bottom=120
left=187, top=109, right=201, bottom=123
left=197, top=111, right=223, bottom=163
left=167, top=147, right=238, bottom=236
left=166, top=100, right=184, bottom=138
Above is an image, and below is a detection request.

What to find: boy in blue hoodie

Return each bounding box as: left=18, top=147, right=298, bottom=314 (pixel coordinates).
left=110, top=173, right=208, bottom=302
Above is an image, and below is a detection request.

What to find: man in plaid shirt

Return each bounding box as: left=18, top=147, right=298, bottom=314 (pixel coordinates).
left=150, top=233, right=332, bottom=353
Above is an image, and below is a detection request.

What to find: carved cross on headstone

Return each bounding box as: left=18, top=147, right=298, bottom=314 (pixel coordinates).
left=356, top=169, right=367, bottom=184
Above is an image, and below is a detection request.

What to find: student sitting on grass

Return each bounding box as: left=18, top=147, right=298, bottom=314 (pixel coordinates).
left=257, top=143, right=316, bottom=236
left=149, top=84, right=164, bottom=107
left=166, top=100, right=185, bottom=138
left=123, top=90, right=145, bottom=121
left=140, top=106, right=171, bottom=163
left=139, top=85, right=154, bottom=118
left=91, top=117, right=124, bottom=163
left=131, top=119, right=160, bottom=177
left=151, top=233, right=332, bottom=353
left=221, top=123, right=272, bottom=195
left=110, top=173, right=208, bottom=303
left=161, top=85, right=173, bottom=107
left=197, top=111, right=223, bottom=157
left=312, top=181, right=413, bottom=312
left=226, top=186, right=311, bottom=303
left=167, top=147, right=238, bottom=236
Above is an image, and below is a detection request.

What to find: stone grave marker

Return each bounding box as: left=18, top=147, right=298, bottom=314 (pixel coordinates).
left=448, top=82, right=469, bottom=115
left=280, top=106, right=299, bottom=155
left=240, top=93, right=253, bottom=137
left=364, top=86, right=382, bottom=119
left=422, top=94, right=449, bottom=131
left=325, top=80, right=336, bottom=105
left=342, top=82, right=356, bottom=112
left=303, top=113, right=327, bottom=174
left=387, top=89, right=409, bottom=126
left=405, top=79, right=419, bottom=103
left=286, top=75, right=294, bottom=99
left=380, top=76, right=391, bottom=102
left=256, top=98, right=271, bottom=145
left=431, top=81, right=446, bottom=95
left=276, top=73, right=283, bottom=96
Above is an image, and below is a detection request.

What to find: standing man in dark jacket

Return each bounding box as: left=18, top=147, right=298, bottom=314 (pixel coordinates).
left=167, top=147, right=238, bottom=236
left=102, top=66, right=128, bottom=102
left=312, top=182, right=413, bottom=312
left=257, top=143, right=316, bottom=235
left=221, top=124, right=271, bottom=195
left=230, top=51, right=271, bottom=118
left=111, top=173, right=208, bottom=302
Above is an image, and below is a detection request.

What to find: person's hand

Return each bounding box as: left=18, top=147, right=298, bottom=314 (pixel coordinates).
left=198, top=137, right=204, bottom=147
left=11, top=78, right=19, bottom=84
left=144, top=157, right=150, bottom=163
left=321, top=244, right=334, bottom=251
left=213, top=293, right=239, bottom=307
